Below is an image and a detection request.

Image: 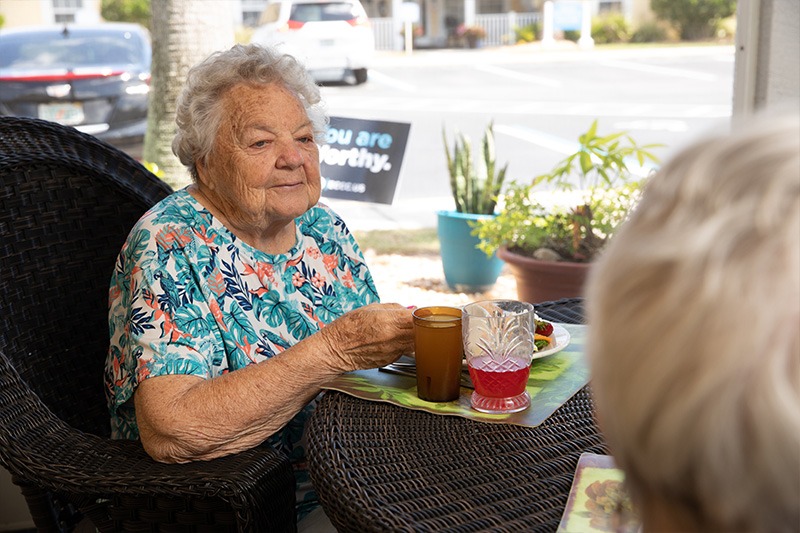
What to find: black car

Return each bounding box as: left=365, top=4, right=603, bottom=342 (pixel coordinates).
left=0, top=23, right=151, bottom=159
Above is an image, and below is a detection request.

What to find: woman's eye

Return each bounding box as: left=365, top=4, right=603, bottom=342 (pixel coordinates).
left=297, top=135, right=314, bottom=144
left=251, top=140, right=270, bottom=148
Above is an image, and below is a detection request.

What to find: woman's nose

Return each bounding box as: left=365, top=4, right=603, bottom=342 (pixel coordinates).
left=276, top=141, right=304, bottom=169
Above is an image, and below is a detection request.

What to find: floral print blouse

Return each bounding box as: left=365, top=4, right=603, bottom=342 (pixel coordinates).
left=104, top=188, right=378, bottom=519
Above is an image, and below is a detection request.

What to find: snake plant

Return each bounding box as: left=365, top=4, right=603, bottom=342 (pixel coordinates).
left=443, top=122, right=508, bottom=215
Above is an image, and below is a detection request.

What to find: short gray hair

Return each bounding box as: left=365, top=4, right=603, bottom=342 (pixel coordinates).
left=172, top=44, right=328, bottom=181
left=586, top=111, right=800, bottom=531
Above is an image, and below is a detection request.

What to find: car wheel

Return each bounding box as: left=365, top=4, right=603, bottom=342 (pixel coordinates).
left=353, top=68, right=368, bottom=85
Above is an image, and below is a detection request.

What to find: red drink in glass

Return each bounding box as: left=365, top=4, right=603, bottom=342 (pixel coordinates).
left=462, top=300, right=536, bottom=414
left=468, top=358, right=531, bottom=398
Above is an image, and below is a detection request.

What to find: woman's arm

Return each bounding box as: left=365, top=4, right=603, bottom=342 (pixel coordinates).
left=134, top=303, right=413, bottom=463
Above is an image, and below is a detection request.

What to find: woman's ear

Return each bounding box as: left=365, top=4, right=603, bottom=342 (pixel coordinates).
left=195, top=157, right=214, bottom=190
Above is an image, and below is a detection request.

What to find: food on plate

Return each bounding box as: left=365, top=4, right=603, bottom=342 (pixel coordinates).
left=534, top=317, right=554, bottom=352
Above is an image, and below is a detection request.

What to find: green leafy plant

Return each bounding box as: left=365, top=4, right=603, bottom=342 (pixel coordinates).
left=142, top=160, right=165, bottom=178
left=443, top=122, right=509, bottom=215
left=101, top=0, right=151, bottom=29
left=591, top=13, right=631, bottom=44
left=630, top=20, right=673, bottom=43
left=651, top=0, right=736, bottom=40
left=473, top=120, right=661, bottom=262
left=514, top=21, right=541, bottom=43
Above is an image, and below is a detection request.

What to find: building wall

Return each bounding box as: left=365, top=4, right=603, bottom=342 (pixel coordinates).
left=733, top=0, right=800, bottom=115
left=0, top=0, right=101, bottom=28
left=0, top=0, right=49, bottom=27
left=756, top=0, right=799, bottom=108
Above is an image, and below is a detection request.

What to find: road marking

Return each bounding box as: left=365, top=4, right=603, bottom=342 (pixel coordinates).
left=612, top=119, right=689, bottom=132
left=598, top=59, right=718, bottom=82
left=494, top=123, right=659, bottom=177
left=364, top=69, right=417, bottom=92
left=322, top=94, right=731, bottom=118
left=474, top=64, right=563, bottom=88
left=493, top=124, right=579, bottom=155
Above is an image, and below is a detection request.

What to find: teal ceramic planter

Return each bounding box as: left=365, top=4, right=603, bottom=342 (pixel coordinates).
left=437, top=210, right=504, bottom=292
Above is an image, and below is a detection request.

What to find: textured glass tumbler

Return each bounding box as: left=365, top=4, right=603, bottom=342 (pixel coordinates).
left=412, top=306, right=463, bottom=402
left=462, top=300, right=536, bottom=413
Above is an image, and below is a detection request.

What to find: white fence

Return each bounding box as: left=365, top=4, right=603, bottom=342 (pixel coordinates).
left=477, top=12, right=541, bottom=47
left=371, top=12, right=542, bottom=51
left=371, top=18, right=399, bottom=51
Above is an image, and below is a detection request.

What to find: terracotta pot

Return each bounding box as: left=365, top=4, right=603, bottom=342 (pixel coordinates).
left=497, top=247, right=590, bottom=303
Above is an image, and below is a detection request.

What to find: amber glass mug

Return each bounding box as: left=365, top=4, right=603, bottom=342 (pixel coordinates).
left=412, top=306, right=463, bottom=402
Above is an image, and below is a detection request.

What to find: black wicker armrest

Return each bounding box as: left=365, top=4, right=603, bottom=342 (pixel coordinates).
left=1, top=354, right=297, bottom=532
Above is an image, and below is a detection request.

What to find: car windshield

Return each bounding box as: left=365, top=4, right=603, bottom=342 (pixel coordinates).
left=289, top=3, right=357, bottom=22
left=0, top=29, right=144, bottom=70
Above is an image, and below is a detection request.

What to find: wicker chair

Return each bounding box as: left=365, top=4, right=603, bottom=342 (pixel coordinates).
left=0, top=117, right=297, bottom=532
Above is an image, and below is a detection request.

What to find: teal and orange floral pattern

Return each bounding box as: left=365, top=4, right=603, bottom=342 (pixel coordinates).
left=104, top=189, right=378, bottom=519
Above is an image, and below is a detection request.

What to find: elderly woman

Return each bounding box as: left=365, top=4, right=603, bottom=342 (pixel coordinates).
left=586, top=111, right=800, bottom=532
left=104, top=44, right=413, bottom=522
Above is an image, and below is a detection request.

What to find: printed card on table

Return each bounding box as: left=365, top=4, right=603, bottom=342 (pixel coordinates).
left=557, top=453, right=641, bottom=533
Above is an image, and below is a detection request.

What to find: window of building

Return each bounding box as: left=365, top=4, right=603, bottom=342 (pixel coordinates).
left=598, top=1, right=623, bottom=13
left=478, top=0, right=505, bottom=14
left=243, top=0, right=269, bottom=26
left=52, top=0, right=83, bottom=24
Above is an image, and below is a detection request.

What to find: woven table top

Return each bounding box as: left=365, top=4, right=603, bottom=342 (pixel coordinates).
left=307, top=298, right=608, bottom=532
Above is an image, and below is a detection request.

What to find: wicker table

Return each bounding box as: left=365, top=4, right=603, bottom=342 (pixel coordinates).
left=307, top=298, right=608, bottom=532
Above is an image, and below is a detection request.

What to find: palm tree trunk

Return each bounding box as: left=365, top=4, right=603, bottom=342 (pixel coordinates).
left=144, top=0, right=234, bottom=189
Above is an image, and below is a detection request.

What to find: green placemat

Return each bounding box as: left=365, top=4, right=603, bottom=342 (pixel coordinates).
left=321, top=323, right=589, bottom=427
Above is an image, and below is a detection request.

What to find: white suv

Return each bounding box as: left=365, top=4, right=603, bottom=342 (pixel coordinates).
left=251, top=0, right=375, bottom=85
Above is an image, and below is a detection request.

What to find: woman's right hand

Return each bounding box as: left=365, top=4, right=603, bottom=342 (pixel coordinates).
left=319, top=303, right=414, bottom=373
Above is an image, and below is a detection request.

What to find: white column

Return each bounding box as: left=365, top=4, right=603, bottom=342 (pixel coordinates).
left=507, top=11, right=517, bottom=45
left=542, top=1, right=556, bottom=47
left=392, top=0, right=405, bottom=51
left=464, top=0, right=476, bottom=26
left=577, top=0, right=594, bottom=49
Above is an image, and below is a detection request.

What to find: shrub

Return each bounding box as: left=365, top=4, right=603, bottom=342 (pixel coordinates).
left=591, top=13, right=631, bottom=44
left=563, top=29, right=580, bottom=42
left=651, top=0, right=736, bottom=40
left=630, top=20, right=671, bottom=43
left=101, top=0, right=151, bottom=29
left=515, top=21, right=541, bottom=43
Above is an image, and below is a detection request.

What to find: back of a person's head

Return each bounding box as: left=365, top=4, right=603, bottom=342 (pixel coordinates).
left=586, top=111, right=800, bottom=531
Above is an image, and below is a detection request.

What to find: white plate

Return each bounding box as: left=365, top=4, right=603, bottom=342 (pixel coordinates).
left=532, top=323, right=571, bottom=360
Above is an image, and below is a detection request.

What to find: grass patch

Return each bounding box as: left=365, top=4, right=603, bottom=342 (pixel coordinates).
left=354, top=228, right=440, bottom=255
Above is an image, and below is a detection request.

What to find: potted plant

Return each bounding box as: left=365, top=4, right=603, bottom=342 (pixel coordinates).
left=457, top=24, right=487, bottom=48
left=439, top=121, right=508, bottom=292
left=472, top=120, right=661, bottom=302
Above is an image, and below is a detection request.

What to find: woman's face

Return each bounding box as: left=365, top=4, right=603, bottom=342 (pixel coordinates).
left=197, top=82, right=321, bottom=237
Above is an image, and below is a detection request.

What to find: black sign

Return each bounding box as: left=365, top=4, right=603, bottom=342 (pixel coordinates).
left=319, top=116, right=410, bottom=205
